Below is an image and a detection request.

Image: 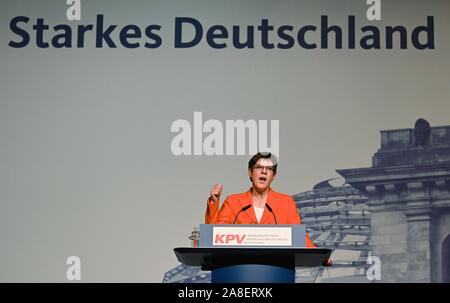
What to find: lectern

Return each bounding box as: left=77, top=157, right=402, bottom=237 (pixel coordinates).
left=174, top=224, right=331, bottom=283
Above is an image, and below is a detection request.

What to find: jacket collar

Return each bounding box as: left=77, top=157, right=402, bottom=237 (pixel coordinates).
left=239, top=187, right=276, bottom=224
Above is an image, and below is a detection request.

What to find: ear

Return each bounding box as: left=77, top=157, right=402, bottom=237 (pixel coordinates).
left=248, top=169, right=252, bottom=182
left=272, top=172, right=277, bottom=180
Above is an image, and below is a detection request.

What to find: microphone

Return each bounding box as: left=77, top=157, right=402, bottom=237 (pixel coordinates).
left=233, top=204, right=251, bottom=224
left=265, top=203, right=277, bottom=224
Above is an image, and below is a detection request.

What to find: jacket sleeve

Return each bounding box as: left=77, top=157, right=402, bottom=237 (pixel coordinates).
left=205, top=196, right=234, bottom=224
left=288, top=197, right=316, bottom=248
left=205, top=197, right=219, bottom=224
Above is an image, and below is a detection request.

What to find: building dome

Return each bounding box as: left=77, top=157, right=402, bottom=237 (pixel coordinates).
left=293, top=177, right=371, bottom=282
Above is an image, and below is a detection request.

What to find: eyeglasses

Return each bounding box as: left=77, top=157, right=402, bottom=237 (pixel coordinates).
left=253, top=165, right=275, bottom=172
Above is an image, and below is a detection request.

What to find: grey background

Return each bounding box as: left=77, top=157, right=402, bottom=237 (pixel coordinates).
left=0, top=0, right=449, bottom=282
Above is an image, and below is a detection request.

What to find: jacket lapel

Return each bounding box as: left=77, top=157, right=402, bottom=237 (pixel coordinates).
left=239, top=187, right=277, bottom=224
left=239, top=189, right=257, bottom=223
left=259, top=208, right=272, bottom=224
left=260, top=188, right=275, bottom=224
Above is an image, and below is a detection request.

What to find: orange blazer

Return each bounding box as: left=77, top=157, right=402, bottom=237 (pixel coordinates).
left=205, top=188, right=316, bottom=248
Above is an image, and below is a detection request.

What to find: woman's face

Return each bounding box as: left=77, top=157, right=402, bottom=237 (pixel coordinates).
left=248, top=158, right=276, bottom=192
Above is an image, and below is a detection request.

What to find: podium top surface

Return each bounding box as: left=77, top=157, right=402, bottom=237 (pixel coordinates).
left=174, top=247, right=332, bottom=270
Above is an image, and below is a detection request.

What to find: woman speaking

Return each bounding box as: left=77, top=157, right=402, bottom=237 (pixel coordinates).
left=205, top=152, right=316, bottom=248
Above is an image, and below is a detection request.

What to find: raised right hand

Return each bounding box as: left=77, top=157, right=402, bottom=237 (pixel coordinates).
left=210, top=184, right=223, bottom=202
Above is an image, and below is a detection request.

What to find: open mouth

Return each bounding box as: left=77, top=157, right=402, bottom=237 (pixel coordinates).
left=259, top=177, right=267, bottom=182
